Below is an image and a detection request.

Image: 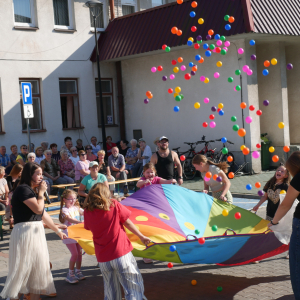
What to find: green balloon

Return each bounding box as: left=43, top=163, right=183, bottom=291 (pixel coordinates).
left=212, top=225, right=218, bottom=231
left=209, top=44, right=215, bottom=50
left=195, top=229, right=200, bottom=234
left=233, top=124, right=239, bottom=131
left=221, top=49, right=227, bottom=55
left=231, top=116, right=237, bottom=122
left=222, top=147, right=228, bottom=154
left=235, top=69, right=241, bottom=76
left=236, top=85, right=241, bottom=91
left=220, top=35, right=226, bottom=42
left=197, top=40, right=203, bottom=44
left=224, top=15, right=230, bottom=21
left=175, top=95, right=181, bottom=101
left=228, top=77, right=233, bottom=83
left=217, top=286, right=223, bottom=292
left=165, top=47, right=171, bottom=52
left=180, top=94, right=184, bottom=100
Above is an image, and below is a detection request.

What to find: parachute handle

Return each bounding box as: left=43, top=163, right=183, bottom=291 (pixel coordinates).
left=186, top=234, right=198, bottom=240
left=223, top=229, right=237, bottom=236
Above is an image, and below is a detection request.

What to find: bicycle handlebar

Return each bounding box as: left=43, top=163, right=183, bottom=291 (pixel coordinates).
left=184, top=142, right=196, bottom=146
left=215, top=139, right=234, bottom=145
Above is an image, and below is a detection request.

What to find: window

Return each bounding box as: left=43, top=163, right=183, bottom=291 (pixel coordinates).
left=89, top=4, right=106, bottom=31
left=53, top=0, right=74, bottom=29
left=59, top=79, right=81, bottom=129
left=0, top=81, right=3, bottom=132
left=13, top=0, right=36, bottom=27
left=122, top=5, right=135, bottom=16
left=95, top=79, right=115, bottom=126
left=133, top=130, right=142, bottom=141
left=19, top=79, right=43, bottom=131
left=152, top=0, right=164, bottom=6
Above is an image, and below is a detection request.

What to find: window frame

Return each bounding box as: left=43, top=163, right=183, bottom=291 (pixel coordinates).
left=121, top=4, right=136, bottom=16
left=53, top=0, right=74, bottom=30
left=19, top=78, right=44, bottom=132
left=13, top=0, right=36, bottom=27
left=95, top=78, right=116, bottom=127
left=59, top=78, right=83, bottom=130
left=152, top=0, right=165, bottom=7
left=89, top=2, right=107, bottom=32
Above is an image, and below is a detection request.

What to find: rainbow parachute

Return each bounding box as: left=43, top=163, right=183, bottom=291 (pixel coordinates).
left=68, top=185, right=288, bottom=265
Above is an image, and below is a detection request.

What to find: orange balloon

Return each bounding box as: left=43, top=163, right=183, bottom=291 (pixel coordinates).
left=272, top=155, right=279, bottom=163
left=255, top=182, right=261, bottom=188
left=148, top=93, right=153, bottom=99
left=199, top=57, right=204, bottom=63
left=177, top=30, right=182, bottom=36
left=283, top=146, right=290, bottom=153
left=208, top=29, right=214, bottom=36
left=191, top=1, right=197, bottom=8
left=177, top=0, right=183, bottom=4
left=178, top=57, right=183, bottom=63
left=213, top=174, right=218, bottom=181
left=228, top=172, right=234, bottom=179
left=229, top=16, right=235, bottom=23
left=146, top=91, right=152, bottom=98
left=240, top=102, right=247, bottom=109
left=227, top=155, right=233, bottom=162
left=192, top=65, right=198, bottom=72
left=242, top=147, right=250, bottom=155
left=206, top=172, right=212, bottom=178
left=264, top=60, right=270, bottom=67
left=171, top=27, right=178, bottom=34
left=238, top=128, right=246, bottom=137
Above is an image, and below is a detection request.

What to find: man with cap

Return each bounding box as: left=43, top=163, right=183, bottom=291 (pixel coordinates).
left=150, top=136, right=183, bottom=185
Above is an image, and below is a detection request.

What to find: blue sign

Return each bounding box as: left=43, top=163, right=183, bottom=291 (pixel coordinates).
left=21, top=82, right=32, bottom=105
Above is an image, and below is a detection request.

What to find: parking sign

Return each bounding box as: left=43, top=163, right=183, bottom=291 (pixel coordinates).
left=21, top=82, right=32, bottom=105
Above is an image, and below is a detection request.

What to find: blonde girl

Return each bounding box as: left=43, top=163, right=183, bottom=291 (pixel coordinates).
left=59, top=189, right=84, bottom=284
left=192, top=155, right=233, bottom=203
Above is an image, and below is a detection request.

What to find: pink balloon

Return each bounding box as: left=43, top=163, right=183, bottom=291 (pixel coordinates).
left=212, top=48, right=216, bottom=53
left=224, top=41, right=230, bottom=47
left=252, top=151, right=260, bottom=159
left=151, top=67, right=157, bottom=73
left=216, top=40, right=222, bottom=46
left=204, top=97, right=210, bottom=103
left=234, top=86, right=237, bottom=91
left=238, top=48, right=244, bottom=54
left=210, top=121, right=216, bottom=128
left=180, top=65, right=186, bottom=71
left=200, top=76, right=205, bottom=82
left=223, top=47, right=228, bottom=51
left=204, top=176, right=210, bottom=182
left=247, top=69, right=253, bottom=76
left=245, top=116, right=253, bottom=124
left=214, top=72, right=220, bottom=78
left=243, top=65, right=249, bottom=72
left=170, top=74, right=175, bottom=80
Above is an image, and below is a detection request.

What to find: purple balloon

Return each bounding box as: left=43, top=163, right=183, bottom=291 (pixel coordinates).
left=144, top=99, right=149, bottom=104
left=206, top=34, right=212, bottom=40
left=211, top=106, right=217, bottom=112
left=258, top=190, right=264, bottom=197
left=191, top=71, right=196, bottom=76
left=162, top=76, right=167, bottom=81
left=216, top=176, right=222, bottom=182
left=263, top=100, right=269, bottom=106
left=287, top=63, right=293, bottom=70
left=197, top=35, right=202, bottom=41
left=251, top=54, right=256, bottom=60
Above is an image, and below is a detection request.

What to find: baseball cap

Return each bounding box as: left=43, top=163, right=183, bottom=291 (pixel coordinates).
left=89, top=161, right=99, bottom=168
left=159, top=136, right=169, bottom=142
left=138, top=138, right=146, bottom=142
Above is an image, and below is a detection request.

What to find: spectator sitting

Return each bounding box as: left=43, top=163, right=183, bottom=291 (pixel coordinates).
left=50, top=143, right=61, bottom=162
left=35, top=146, right=45, bottom=164
left=61, top=137, right=73, bottom=156
left=106, top=136, right=116, bottom=157
left=69, top=147, right=79, bottom=166
left=132, top=138, right=152, bottom=178
left=6, top=164, right=23, bottom=191
left=108, top=147, right=129, bottom=197
left=78, top=161, right=109, bottom=206
left=16, top=145, right=28, bottom=166
left=125, top=139, right=139, bottom=177
left=58, top=150, right=75, bottom=184
left=27, top=152, right=36, bottom=163
left=41, top=150, right=68, bottom=190
left=95, top=150, right=115, bottom=196
left=75, top=150, right=90, bottom=183
left=0, top=146, right=12, bottom=175
left=0, top=166, right=9, bottom=230
left=76, top=139, right=84, bottom=152
left=10, top=145, right=18, bottom=166
left=119, top=140, right=129, bottom=157
left=85, top=145, right=97, bottom=161
left=90, top=136, right=101, bottom=156
left=30, top=143, right=35, bottom=153
left=41, top=141, right=49, bottom=151
left=154, top=137, right=160, bottom=151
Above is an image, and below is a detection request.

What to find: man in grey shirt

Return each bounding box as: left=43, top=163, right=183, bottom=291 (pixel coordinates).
left=108, top=147, right=129, bottom=196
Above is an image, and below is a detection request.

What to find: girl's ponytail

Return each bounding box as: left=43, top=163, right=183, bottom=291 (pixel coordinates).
left=192, top=154, right=229, bottom=173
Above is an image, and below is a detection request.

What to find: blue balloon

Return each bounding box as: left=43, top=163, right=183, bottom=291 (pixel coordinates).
left=195, top=54, right=201, bottom=61
left=174, top=106, right=180, bottom=112
left=215, top=34, right=220, bottom=40
left=263, top=69, right=269, bottom=76
left=249, top=40, right=256, bottom=46
left=225, top=24, right=231, bottom=31
left=246, top=184, right=252, bottom=190
left=203, top=43, right=209, bottom=50
left=221, top=137, right=227, bottom=143
left=189, top=62, right=194, bottom=67
left=190, top=11, right=196, bottom=17
left=187, top=40, right=193, bottom=46
left=205, top=50, right=212, bottom=57
left=219, top=109, right=224, bottom=116
left=169, top=245, right=176, bottom=252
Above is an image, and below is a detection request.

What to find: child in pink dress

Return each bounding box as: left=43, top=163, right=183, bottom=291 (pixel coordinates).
left=137, top=163, right=176, bottom=189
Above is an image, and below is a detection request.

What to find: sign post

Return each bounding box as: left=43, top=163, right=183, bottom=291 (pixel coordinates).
left=21, top=82, right=34, bottom=151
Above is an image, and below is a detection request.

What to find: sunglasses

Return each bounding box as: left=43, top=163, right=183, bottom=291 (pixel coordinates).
left=72, top=150, right=77, bottom=152
left=91, top=139, right=96, bottom=141
left=86, top=148, right=92, bottom=150
left=80, top=153, right=86, bottom=156
left=22, top=147, right=27, bottom=149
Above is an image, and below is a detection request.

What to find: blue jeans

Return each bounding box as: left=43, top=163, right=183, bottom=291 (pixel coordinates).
left=289, top=217, right=300, bottom=299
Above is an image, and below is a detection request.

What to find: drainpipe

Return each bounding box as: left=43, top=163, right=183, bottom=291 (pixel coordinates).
left=109, top=0, right=115, bottom=20
left=116, top=61, right=126, bottom=140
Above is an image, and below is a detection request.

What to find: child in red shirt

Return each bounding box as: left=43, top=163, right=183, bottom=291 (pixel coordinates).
left=137, top=162, right=177, bottom=189
left=84, top=183, right=151, bottom=300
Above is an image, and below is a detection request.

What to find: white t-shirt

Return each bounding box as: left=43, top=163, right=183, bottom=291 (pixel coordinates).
left=70, top=156, right=79, bottom=166
left=143, top=145, right=152, bottom=166
left=201, top=165, right=223, bottom=192
left=90, top=143, right=101, bottom=156
left=35, top=155, right=45, bottom=165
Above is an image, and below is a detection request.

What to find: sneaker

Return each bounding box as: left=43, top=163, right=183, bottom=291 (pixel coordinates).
left=65, top=273, right=79, bottom=284
left=75, top=271, right=86, bottom=281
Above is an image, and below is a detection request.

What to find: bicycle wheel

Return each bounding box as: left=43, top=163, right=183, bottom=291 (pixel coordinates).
left=183, top=157, right=197, bottom=180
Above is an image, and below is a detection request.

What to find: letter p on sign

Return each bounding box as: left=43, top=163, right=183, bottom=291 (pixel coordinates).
left=21, top=82, right=32, bottom=105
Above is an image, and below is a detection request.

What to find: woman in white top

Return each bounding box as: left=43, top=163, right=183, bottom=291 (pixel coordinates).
left=35, top=147, right=45, bottom=165
left=69, top=147, right=79, bottom=166
left=192, top=154, right=233, bottom=203
left=138, top=138, right=152, bottom=166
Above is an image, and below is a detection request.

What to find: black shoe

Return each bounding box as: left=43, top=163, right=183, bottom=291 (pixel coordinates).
left=123, top=186, right=129, bottom=197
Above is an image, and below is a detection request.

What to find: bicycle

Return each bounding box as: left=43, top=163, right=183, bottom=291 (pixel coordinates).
left=213, top=139, right=235, bottom=173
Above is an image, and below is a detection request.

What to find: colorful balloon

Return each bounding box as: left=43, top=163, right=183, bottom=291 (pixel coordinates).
left=206, top=172, right=212, bottom=178
left=235, top=70, right=241, bottom=76
left=209, top=114, right=215, bottom=120
left=231, top=116, right=237, bottom=122
left=240, top=102, right=247, bottom=109
left=191, top=26, right=197, bottom=32
left=174, top=106, right=180, bottom=112
left=144, top=99, right=149, bottom=104
left=210, top=121, right=216, bottom=128
left=249, top=105, right=255, bottom=111
left=178, top=57, right=183, bottom=63
left=238, top=48, right=244, bottom=54
left=233, top=124, right=239, bottom=131
left=242, top=147, right=250, bottom=155
left=235, top=212, right=241, bottom=219
left=198, top=18, right=204, bottom=24
left=287, top=63, right=293, bottom=70
left=204, top=77, right=209, bottom=83
left=216, top=40, right=222, bottom=47
left=170, top=74, right=175, bottom=80
left=283, top=146, right=290, bottom=153
left=191, top=1, right=198, bottom=7
left=256, top=110, right=262, bottom=116
left=190, top=11, right=196, bottom=17
left=168, top=262, right=174, bottom=268
left=255, top=182, right=261, bottom=188
left=173, top=67, right=179, bottom=73
left=180, top=65, right=186, bottom=71
left=251, top=54, right=256, bottom=60
left=222, top=209, right=229, bottom=217
left=214, top=72, right=220, bottom=78
left=229, top=16, right=235, bottom=23
left=227, top=156, right=233, bottom=162
left=151, top=67, right=157, bottom=72
left=198, top=237, right=205, bottom=244
left=245, top=116, right=252, bottom=124
left=278, top=122, right=285, bottom=129
left=194, top=102, right=200, bottom=109
left=238, top=128, right=246, bottom=137
left=185, top=73, right=191, bottom=80
left=216, top=61, right=222, bottom=67
left=157, top=66, right=163, bottom=71
left=269, top=146, right=275, bottom=153
left=177, top=30, right=182, bottom=36
left=204, top=97, right=209, bottom=104
left=263, top=69, right=269, bottom=76
left=203, top=122, right=208, bottom=128
left=224, top=41, right=230, bottom=47
left=263, top=100, right=269, bottom=106
left=191, top=280, right=197, bottom=286
left=246, top=184, right=252, bottom=190
left=249, top=40, right=255, bottom=46
left=162, top=76, right=167, bottom=81
left=225, top=24, right=231, bottom=30
left=228, top=172, right=234, bottom=179
left=264, top=60, right=270, bottom=67
left=271, top=58, right=277, bottom=65
left=272, top=155, right=279, bottom=163
left=168, top=88, right=173, bottom=94
left=252, top=151, right=260, bottom=159
left=180, top=155, right=186, bottom=161
left=218, top=103, right=224, bottom=109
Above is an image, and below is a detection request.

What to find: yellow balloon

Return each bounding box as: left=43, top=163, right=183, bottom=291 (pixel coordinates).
left=204, top=77, right=209, bottom=84
left=222, top=209, right=229, bottom=217
left=216, top=61, right=223, bottom=67
left=194, top=102, right=200, bottom=109
left=218, top=103, right=224, bottom=109
left=198, top=18, right=204, bottom=25
left=280, top=190, right=286, bottom=194
left=240, top=145, right=246, bottom=151
left=269, top=146, right=275, bottom=153
left=173, top=93, right=179, bottom=98
left=188, top=37, right=194, bottom=42
left=173, top=67, right=179, bottom=73
left=175, top=86, right=181, bottom=93
left=278, top=122, right=285, bottom=129
left=271, top=58, right=278, bottom=65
